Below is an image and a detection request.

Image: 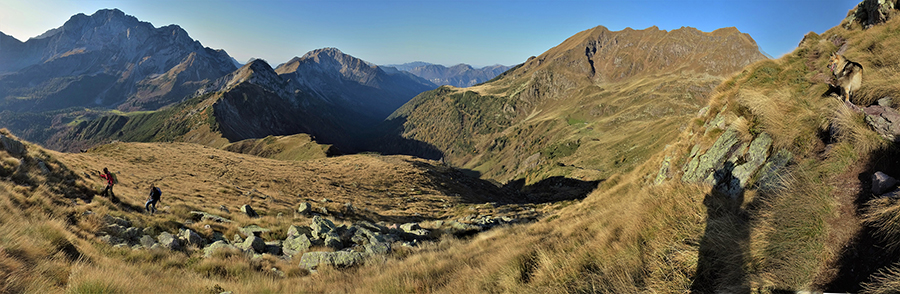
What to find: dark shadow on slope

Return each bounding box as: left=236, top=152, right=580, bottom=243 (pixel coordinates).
left=404, top=159, right=602, bottom=205
left=692, top=162, right=751, bottom=294
left=823, top=145, right=900, bottom=292
left=361, top=116, right=445, bottom=160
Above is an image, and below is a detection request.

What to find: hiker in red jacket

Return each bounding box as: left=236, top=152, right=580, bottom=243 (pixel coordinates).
left=98, top=167, right=116, bottom=198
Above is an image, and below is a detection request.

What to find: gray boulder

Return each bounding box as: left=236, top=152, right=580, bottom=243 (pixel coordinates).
left=756, top=149, right=793, bottom=191
left=241, top=205, right=259, bottom=218
left=286, top=225, right=312, bottom=238
left=158, top=232, right=182, bottom=250
left=139, top=235, right=156, bottom=249
left=323, top=232, right=343, bottom=250
left=0, top=135, right=26, bottom=158
left=189, top=211, right=232, bottom=223
left=682, top=129, right=741, bottom=184
left=873, top=171, right=899, bottom=195
left=204, top=240, right=237, bottom=257
left=310, top=216, right=337, bottom=239
left=297, top=202, right=312, bottom=215
left=364, top=242, right=391, bottom=255
left=238, top=236, right=266, bottom=253
left=264, top=241, right=283, bottom=255
left=863, top=102, right=900, bottom=142
left=732, top=133, right=773, bottom=187
left=298, top=251, right=366, bottom=270
left=181, top=229, right=204, bottom=246
left=102, top=215, right=132, bottom=227
left=400, top=223, right=421, bottom=232
left=282, top=234, right=312, bottom=256
left=238, top=225, right=271, bottom=237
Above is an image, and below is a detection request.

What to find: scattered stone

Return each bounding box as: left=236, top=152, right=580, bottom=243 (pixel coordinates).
left=239, top=236, right=266, bottom=253
left=310, top=216, right=337, bottom=239
left=264, top=241, right=283, bottom=255
left=181, top=229, right=204, bottom=246
left=400, top=223, right=421, bottom=232
left=189, top=211, right=232, bottom=223
left=218, top=205, right=230, bottom=213
left=282, top=234, right=312, bottom=256
left=158, top=232, right=182, bottom=251
left=319, top=207, right=329, bottom=215
left=297, top=202, right=312, bottom=215
left=238, top=225, right=271, bottom=237
left=140, top=235, right=157, bottom=249
left=873, top=171, right=899, bottom=195
left=0, top=135, right=26, bottom=158
left=863, top=101, right=900, bottom=142
left=298, top=251, right=366, bottom=270
left=323, top=233, right=343, bottom=250
left=240, top=205, right=259, bottom=218
left=204, top=241, right=237, bottom=257
left=364, top=242, right=391, bottom=255
left=321, top=198, right=331, bottom=203
left=102, top=215, right=132, bottom=227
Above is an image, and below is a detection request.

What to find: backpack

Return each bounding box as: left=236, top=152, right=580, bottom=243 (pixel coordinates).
left=151, top=187, right=162, bottom=199
left=110, top=172, right=119, bottom=185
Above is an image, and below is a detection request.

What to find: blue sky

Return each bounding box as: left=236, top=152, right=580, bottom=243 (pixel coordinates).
left=1, top=0, right=859, bottom=67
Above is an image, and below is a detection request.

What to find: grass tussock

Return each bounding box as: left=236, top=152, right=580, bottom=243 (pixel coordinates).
left=863, top=197, right=900, bottom=252
left=862, top=264, right=900, bottom=294
left=831, top=103, right=888, bottom=155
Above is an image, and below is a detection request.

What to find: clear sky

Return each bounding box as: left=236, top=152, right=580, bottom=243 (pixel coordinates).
left=0, top=0, right=860, bottom=67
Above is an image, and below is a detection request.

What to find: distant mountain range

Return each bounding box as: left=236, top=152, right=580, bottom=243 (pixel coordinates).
left=0, top=9, right=436, bottom=154
left=383, top=62, right=512, bottom=87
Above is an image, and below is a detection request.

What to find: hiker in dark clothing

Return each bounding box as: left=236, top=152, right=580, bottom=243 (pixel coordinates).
left=146, top=184, right=162, bottom=214
left=98, top=168, right=115, bottom=198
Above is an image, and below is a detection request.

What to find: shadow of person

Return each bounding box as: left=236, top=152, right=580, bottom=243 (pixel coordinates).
left=691, top=161, right=751, bottom=293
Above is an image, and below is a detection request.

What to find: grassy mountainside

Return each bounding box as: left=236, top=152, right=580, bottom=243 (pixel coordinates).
left=0, top=130, right=579, bottom=293
left=383, top=26, right=767, bottom=184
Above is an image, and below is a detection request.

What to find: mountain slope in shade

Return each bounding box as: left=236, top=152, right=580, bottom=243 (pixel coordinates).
left=384, top=62, right=512, bottom=87
left=380, top=25, right=767, bottom=183
left=0, top=8, right=236, bottom=112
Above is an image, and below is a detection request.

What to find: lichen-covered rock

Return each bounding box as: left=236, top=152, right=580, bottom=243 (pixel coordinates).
left=683, top=129, right=740, bottom=184
left=654, top=155, right=671, bottom=185
left=282, top=234, right=312, bottom=256
left=238, top=225, right=271, bottom=237
left=298, top=251, right=366, bottom=270
left=844, top=0, right=896, bottom=28
left=238, top=236, right=266, bottom=253
left=323, top=232, right=343, bottom=250
left=139, top=235, right=156, bottom=249
left=181, top=229, right=204, bottom=246
left=365, top=242, right=391, bottom=255
left=158, top=232, right=182, bottom=250
left=204, top=240, right=237, bottom=257
left=731, top=132, right=773, bottom=188
left=310, top=216, right=336, bottom=239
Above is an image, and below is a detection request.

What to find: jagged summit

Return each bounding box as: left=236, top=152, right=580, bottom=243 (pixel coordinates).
left=0, top=8, right=237, bottom=112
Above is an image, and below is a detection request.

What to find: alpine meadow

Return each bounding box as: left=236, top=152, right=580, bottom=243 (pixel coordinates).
left=2, top=1, right=900, bottom=293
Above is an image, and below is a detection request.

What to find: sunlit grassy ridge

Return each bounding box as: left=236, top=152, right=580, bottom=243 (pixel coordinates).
left=386, top=26, right=765, bottom=185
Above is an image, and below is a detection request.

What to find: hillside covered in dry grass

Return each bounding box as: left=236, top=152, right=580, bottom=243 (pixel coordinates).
left=5, top=1, right=900, bottom=293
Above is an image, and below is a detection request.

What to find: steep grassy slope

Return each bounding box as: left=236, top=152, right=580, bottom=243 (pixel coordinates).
left=382, top=26, right=767, bottom=184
